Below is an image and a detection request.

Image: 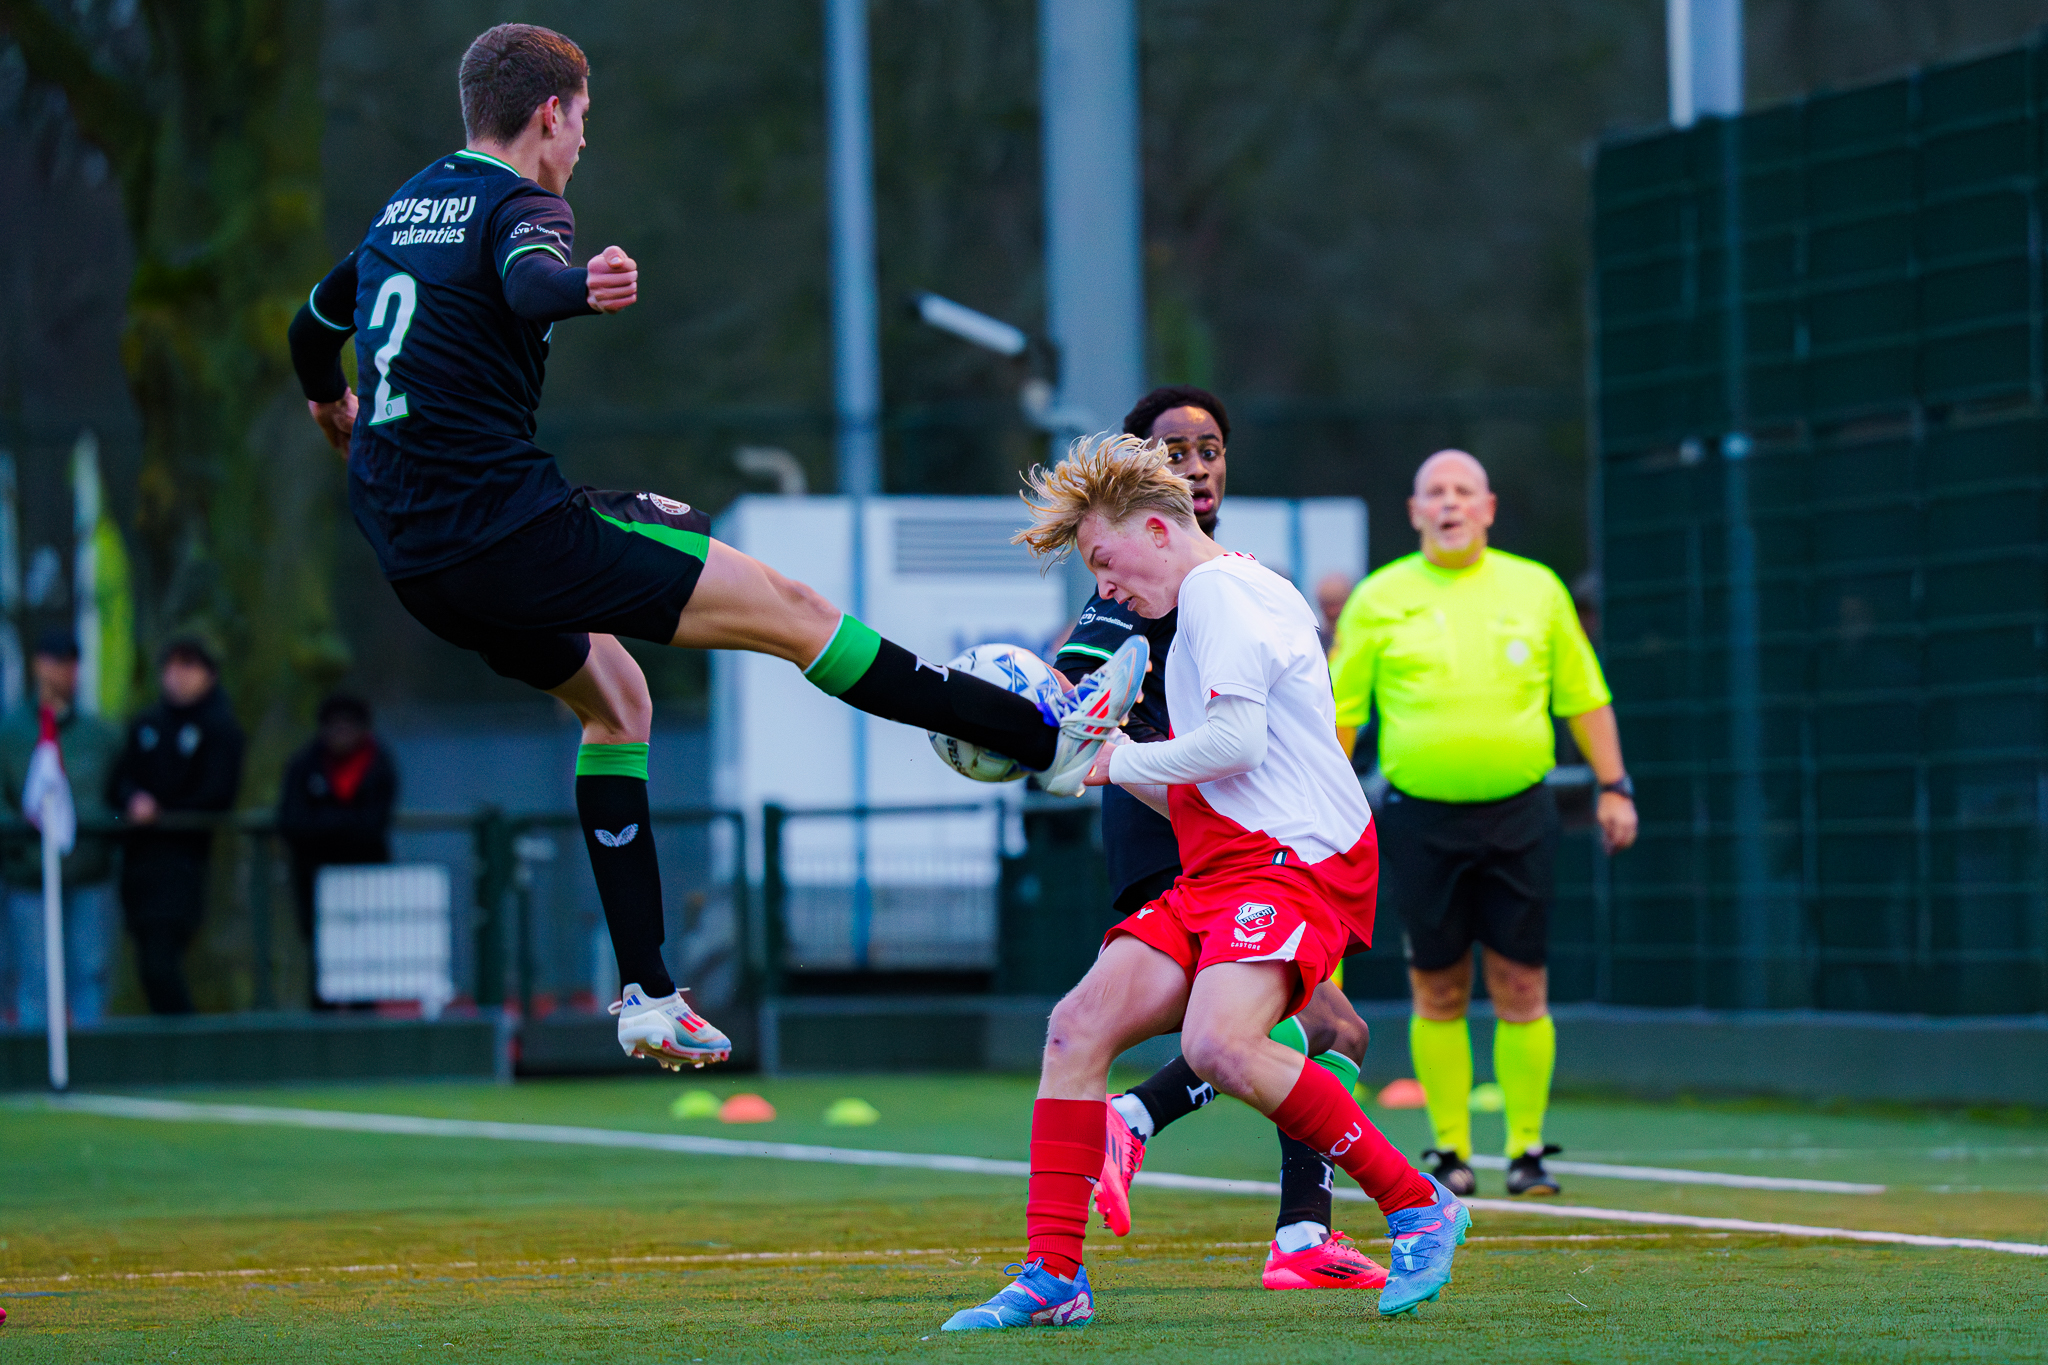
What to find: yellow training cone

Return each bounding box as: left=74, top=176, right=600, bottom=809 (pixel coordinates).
left=824, top=1097, right=881, bottom=1126
left=670, top=1089, right=720, bottom=1120
left=1469, top=1081, right=1506, bottom=1113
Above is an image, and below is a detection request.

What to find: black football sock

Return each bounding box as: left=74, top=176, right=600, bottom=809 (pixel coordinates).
left=1276, top=1131, right=1337, bottom=1233
left=802, top=615, right=1057, bottom=770
left=1127, top=1055, right=1218, bottom=1136
left=576, top=744, right=675, bottom=998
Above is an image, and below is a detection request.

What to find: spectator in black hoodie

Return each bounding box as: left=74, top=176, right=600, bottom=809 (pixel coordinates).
left=276, top=694, right=398, bottom=1006
left=108, top=638, right=245, bottom=1013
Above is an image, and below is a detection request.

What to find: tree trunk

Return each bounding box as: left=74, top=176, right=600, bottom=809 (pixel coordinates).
left=1, top=0, right=349, bottom=783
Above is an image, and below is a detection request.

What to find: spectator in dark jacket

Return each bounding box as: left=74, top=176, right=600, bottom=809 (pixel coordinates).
left=107, top=638, right=245, bottom=1013
left=276, top=694, right=398, bottom=1007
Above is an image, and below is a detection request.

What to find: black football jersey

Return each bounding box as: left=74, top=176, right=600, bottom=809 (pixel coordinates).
left=1056, top=592, right=1183, bottom=897
left=307, top=148, right=584, bottom=577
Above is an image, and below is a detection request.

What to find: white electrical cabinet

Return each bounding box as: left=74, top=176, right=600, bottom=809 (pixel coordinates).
left=709, top=494, right=1365, bottom=968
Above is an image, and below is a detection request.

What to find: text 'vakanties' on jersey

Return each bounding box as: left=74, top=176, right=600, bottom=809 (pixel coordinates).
left=311, top=149, right=585, bottom=579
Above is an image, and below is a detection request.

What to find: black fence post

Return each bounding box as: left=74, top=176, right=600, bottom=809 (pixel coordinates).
left=474, top=807, right=514, bottom=1007
left=761, top=803, right=786, bottom=1001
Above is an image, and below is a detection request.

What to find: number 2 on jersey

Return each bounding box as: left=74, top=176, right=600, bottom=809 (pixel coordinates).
left=367, top=273, right=418, bottom=425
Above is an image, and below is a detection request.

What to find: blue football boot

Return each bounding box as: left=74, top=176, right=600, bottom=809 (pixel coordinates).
left=941, top=1259, right=1095, bottom=1331
left=1378, top=1174, right=1472, bottom=1316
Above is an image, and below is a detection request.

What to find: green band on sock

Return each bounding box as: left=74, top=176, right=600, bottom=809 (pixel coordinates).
left=576, top=742, right=650, bottom=779
left=803, top=614, right=882, bottom=696
left=1310, top=1048, right=1360, bottom=1089
left=1267, top=1014, right=1310, bottom=1055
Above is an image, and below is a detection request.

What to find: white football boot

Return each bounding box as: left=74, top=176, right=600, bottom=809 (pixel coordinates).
left=1039, top=635, right=1150, bottom=798
left=610, top=984, right=732, bottom=1070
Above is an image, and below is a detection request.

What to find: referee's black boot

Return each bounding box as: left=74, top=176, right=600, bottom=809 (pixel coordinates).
left=1420, top=1148, right=1477, bottom=1197
left=1506, top=1144, right=1564, bottom=1197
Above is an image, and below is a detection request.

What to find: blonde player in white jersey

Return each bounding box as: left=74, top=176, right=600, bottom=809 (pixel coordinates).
left=940, top=435, right=1471, bottom=1333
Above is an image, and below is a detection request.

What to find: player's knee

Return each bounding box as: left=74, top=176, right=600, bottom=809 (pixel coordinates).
left=1043, top=992, right=1113, bottom=1063
left=1180, top=1028, right=1258, bottom=1103
left=772, top=570, right=837, bottom=629
left=1324, top=1012, right=1369, bottom=1066
left=1410, top=968, right=1472, bottom=1019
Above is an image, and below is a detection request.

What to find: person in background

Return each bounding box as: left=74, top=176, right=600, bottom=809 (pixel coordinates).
left=1315, top=572, right=1356, bottom=655
left=1329, top=449, right=1637, bottom=1199
left=0, top=630, right=124, bottom=1027
left=108, top=638, right=246, bottom=1014
left=276, top=694, right=399, bottom=1007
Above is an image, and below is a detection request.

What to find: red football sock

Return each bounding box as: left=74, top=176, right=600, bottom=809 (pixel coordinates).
left=1025, top=1098, right=1104, bottom=1278
left=1271, top=1058, right=1435, bottom=1214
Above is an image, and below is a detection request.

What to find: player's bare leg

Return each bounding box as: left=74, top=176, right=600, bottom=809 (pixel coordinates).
left=943, top=938, right=1191, bottom=1331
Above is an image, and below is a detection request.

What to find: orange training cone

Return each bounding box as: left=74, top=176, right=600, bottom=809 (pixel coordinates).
left=719, top=1093, right=777, bottom=1124
left=1375, top=1078, right=1428, bottom=1109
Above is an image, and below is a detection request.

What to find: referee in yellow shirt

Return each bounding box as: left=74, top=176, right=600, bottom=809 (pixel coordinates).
left=1330, top=449, right=1638, bottom=1198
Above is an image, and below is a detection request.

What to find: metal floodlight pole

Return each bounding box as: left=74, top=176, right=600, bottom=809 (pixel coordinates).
left=826, top=0, right=882, bottom=499
left=1667, top=0, right=1743, bottom=127
left=1039, top=0, right=1145, bottom=436
left=1040, top=0, right=1145, bottom=614
left=824, top=0, right=881, bottom=962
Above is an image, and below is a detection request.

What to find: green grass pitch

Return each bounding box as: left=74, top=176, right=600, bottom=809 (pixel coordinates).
left=3, top=1073, right=2044, bottom=1362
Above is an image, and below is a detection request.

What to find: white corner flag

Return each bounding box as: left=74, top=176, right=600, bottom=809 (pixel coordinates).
left=24, top=706, right=74, bottom=1090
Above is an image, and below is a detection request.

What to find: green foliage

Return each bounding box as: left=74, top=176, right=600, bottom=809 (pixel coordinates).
left=0, top=0, right=346, bottom=792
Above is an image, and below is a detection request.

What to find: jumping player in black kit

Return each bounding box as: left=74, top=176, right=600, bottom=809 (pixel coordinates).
left=286, top=23, right=1147, bottom=1069
left=1055, top=387, right=1386, bottom=1292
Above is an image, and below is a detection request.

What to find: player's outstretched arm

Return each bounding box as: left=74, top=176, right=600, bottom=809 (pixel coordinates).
left=585, top=246, right=638, bottom=313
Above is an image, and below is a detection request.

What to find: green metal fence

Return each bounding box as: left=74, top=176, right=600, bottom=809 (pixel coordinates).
left=1586, top=37, right=2048, bottom=1014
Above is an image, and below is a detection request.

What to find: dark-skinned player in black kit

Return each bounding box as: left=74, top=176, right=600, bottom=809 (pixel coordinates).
left=286, top=22, right=1149, bottom=1069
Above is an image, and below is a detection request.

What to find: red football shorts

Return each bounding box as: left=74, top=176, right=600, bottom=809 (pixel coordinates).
left=1105, top=823, right=1378, bottom=1018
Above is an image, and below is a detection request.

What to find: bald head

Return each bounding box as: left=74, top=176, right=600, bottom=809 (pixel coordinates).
left=1413, top=448, right=1489, bottom=497
left=1408, top=447, right=1496, bottom=569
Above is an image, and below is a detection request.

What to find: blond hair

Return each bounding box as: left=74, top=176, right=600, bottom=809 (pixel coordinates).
left=1015, top=432, right=1195, bottom=560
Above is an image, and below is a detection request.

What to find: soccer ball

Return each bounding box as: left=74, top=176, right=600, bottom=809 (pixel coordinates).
left=927, top=644, right=1063, bottom=783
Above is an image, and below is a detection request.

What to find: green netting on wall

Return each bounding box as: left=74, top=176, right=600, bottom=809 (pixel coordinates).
left=1581, top=37, right=2048, bottom=1014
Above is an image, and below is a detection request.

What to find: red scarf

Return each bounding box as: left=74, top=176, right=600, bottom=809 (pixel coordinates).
left=323, top=739, right=376, bottom=803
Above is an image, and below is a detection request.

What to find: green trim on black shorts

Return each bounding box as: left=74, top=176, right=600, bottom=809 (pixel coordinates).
left=592, top=509, right=710, bottom=564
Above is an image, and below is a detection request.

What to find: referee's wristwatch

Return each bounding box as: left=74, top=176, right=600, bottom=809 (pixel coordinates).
left=1599, top=774, right=1635, bottom=800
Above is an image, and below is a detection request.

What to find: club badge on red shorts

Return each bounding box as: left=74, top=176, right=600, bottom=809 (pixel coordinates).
left=1235, top=902, right=1277, bottom=933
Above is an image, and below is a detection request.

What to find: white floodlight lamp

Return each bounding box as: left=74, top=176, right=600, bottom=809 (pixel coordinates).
left=913, top=292, right=1029, bottom=357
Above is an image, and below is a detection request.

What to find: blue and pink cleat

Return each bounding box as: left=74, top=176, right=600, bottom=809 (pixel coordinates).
left=941, top=1259, right=1095, bottom=1331
left=1378, top=1173, right=1472, bottom=1316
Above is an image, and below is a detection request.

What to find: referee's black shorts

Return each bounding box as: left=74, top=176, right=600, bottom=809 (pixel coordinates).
left=391, top=487, right=711, bottom=691
left=1375, top=781, right=1559, bottom=972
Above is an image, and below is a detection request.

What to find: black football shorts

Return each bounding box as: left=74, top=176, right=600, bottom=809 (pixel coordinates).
left=1374, top=781, right=1559, bottom=971
left=391, top=487, right=712, bottom=691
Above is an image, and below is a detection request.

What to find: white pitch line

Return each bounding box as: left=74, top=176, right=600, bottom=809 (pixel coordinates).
left=1464, top=1152, right=1883, bottom=1195
left=1449, top=1198, right=2048, bottom=1257
left=39, top=1095, right=2048, bottom=1259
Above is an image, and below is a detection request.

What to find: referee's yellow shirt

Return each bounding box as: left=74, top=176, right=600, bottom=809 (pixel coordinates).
left=1329, top=549, right=1611, bottom=804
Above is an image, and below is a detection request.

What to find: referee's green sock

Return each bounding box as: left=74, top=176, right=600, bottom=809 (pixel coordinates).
left=1494, top=1014, right=1556, bottom=1156
left=1409, top=1014, right=1473, bottom=1161
left=801, top=613, right=1056, bottom=770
